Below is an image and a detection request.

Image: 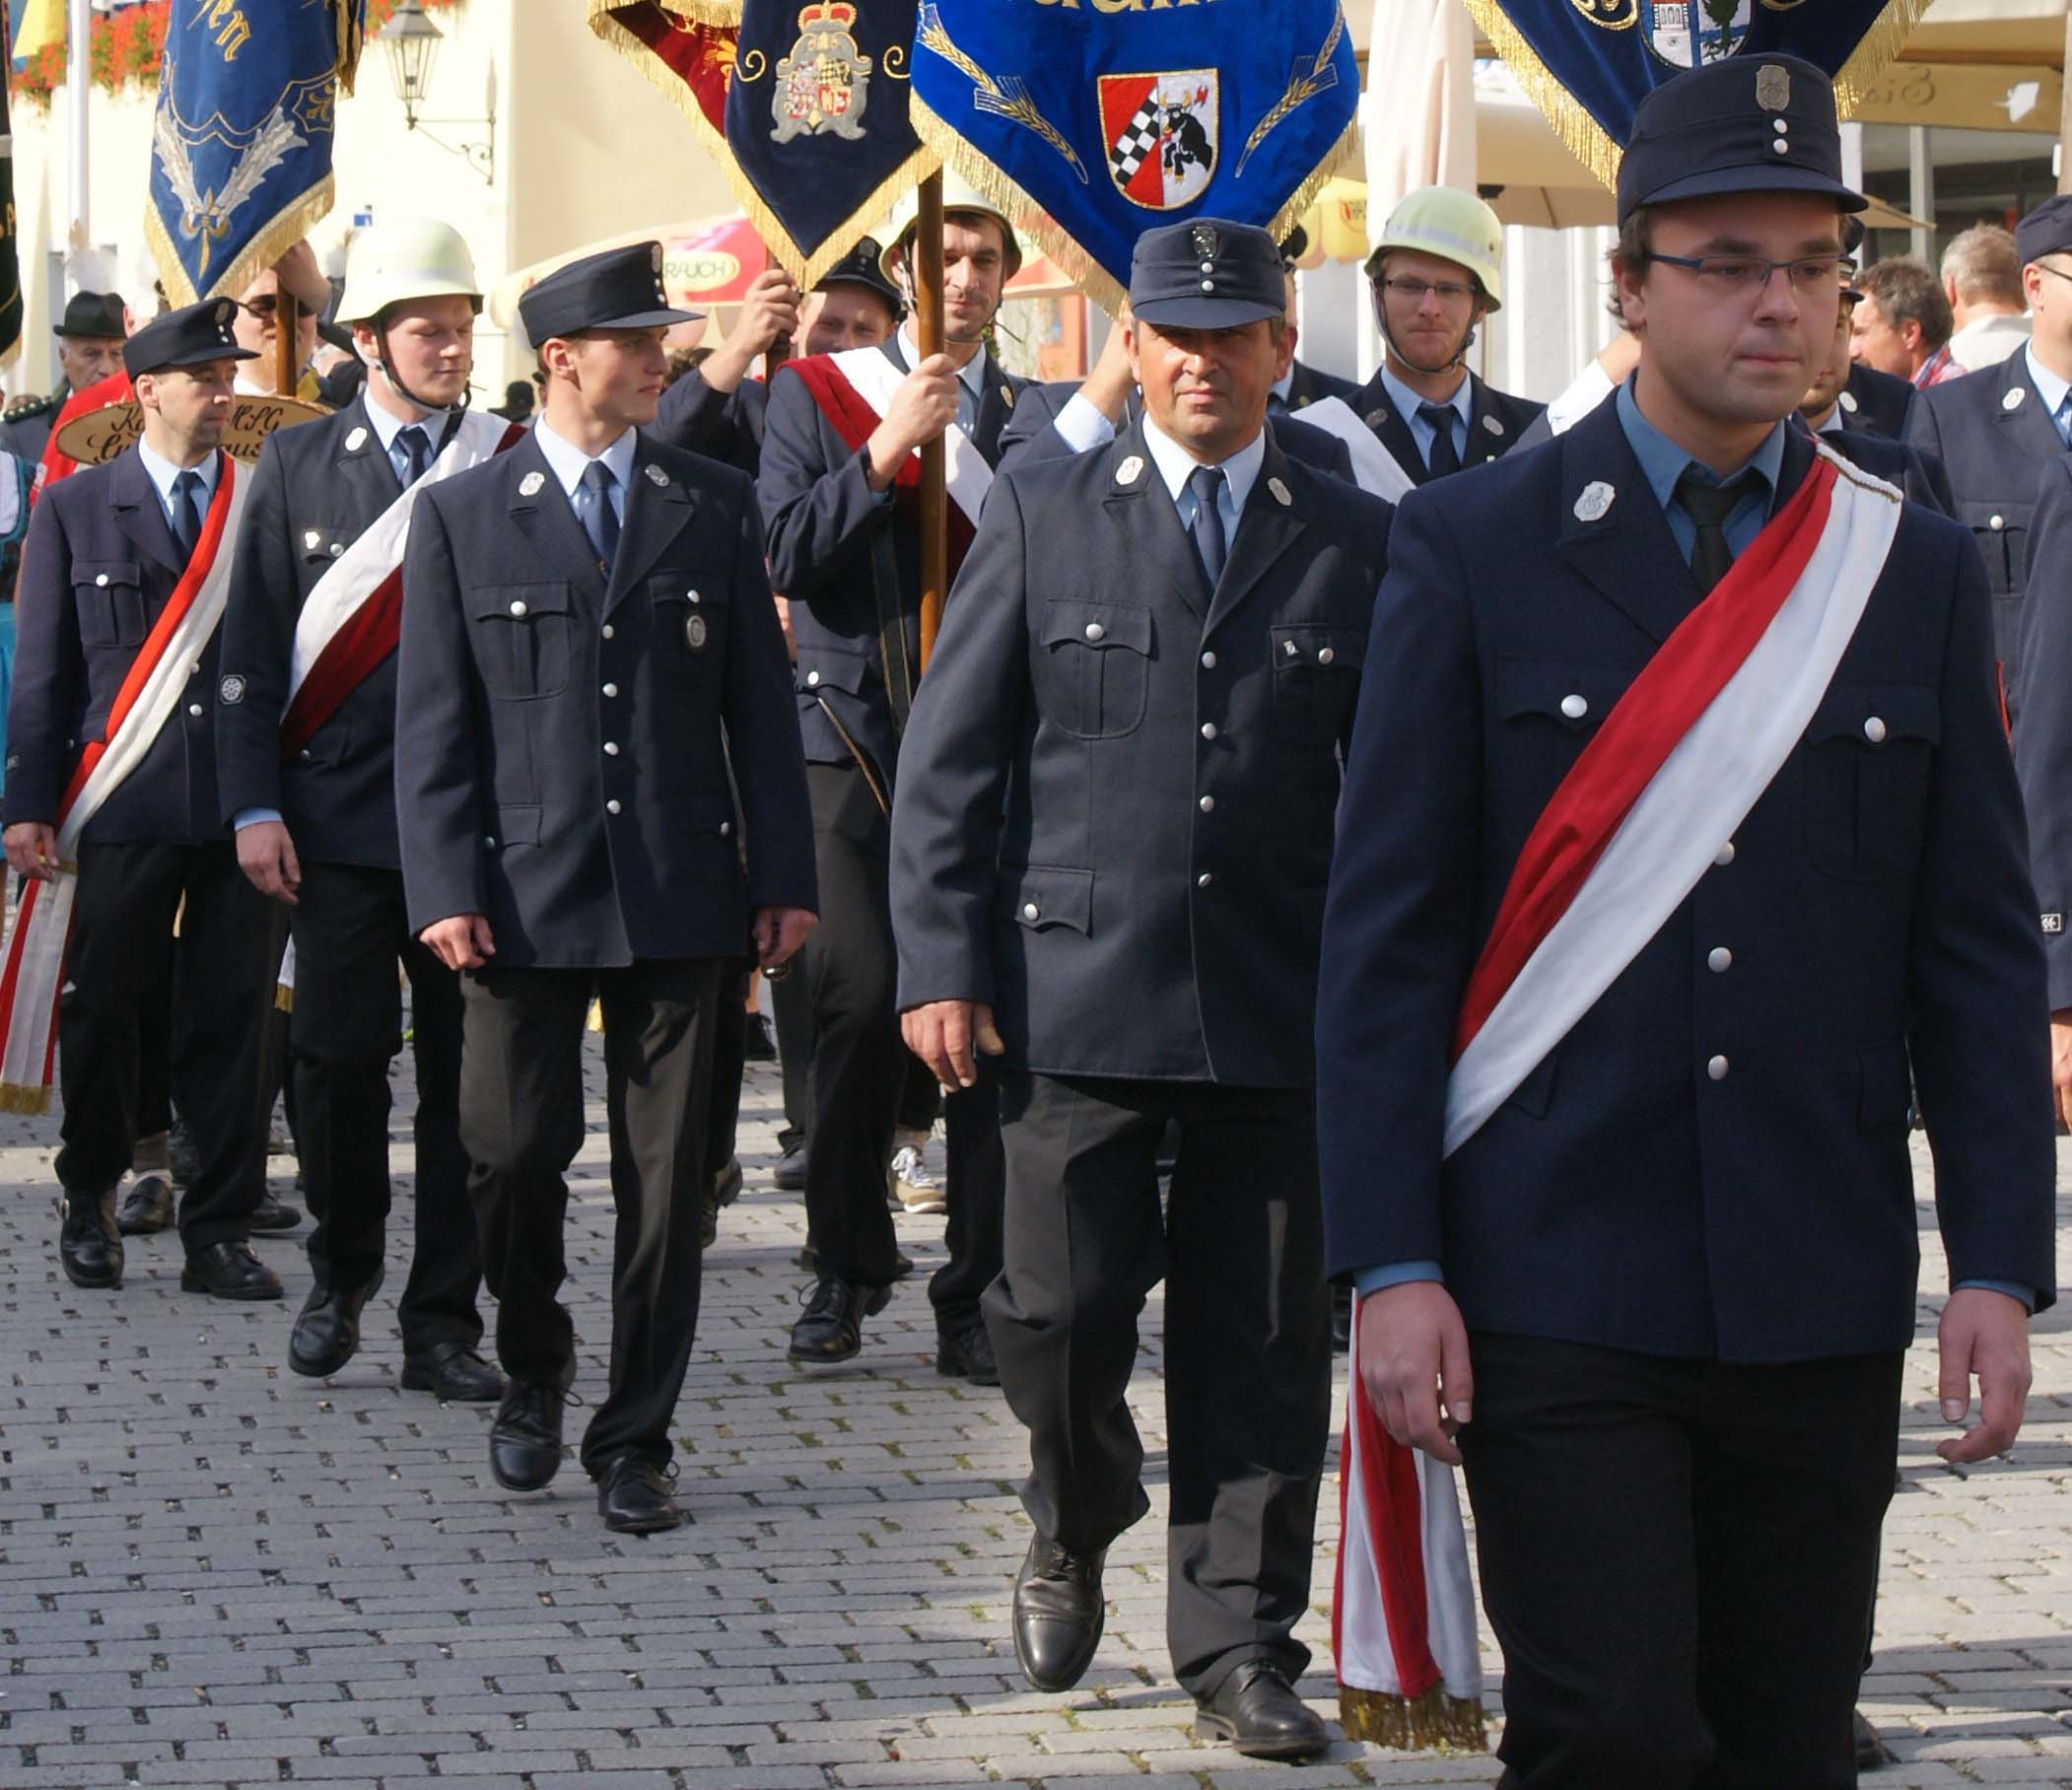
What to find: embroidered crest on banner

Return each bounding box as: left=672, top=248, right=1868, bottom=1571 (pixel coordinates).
left=1642, top=0, right=1752, bottom=69
left=1100, top=71, right=1219, bottom=211
left=772, top=2, right=873, bottom=144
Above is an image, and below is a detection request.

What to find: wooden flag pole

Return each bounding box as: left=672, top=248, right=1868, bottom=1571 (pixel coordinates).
left=915, top=172, right=948, bottom=671
left=274, top=291, right=301, bottom=401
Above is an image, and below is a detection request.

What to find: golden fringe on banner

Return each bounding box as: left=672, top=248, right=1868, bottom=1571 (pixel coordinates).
left=909, top=98, right=1357, bottom=319
left=336, top=0, right=365, bottom=97
left=146, top=175, right=337, bottom=311
left=1460, top=0, right=1934, bottom=194
left=587, top=0, right=938, bottom=288
left=1339, top=1684, right=1488, bottom=1754
left=0, top=1083, right=53, bottom=1116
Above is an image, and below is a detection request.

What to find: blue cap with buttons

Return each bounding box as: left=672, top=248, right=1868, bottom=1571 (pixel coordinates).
left=2015, top=194, right=2072, bottom=270
left=518, top=241, right=702, bottom=344
left=1128, top=218, right=1285, bottom=329
left=122, top=298, right=256, bottom=378
left=1616, top=53, right=1866, bottom=223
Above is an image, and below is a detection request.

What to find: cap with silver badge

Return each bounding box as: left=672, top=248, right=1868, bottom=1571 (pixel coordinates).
left=1129, top=218, right=1284, bottom=329
left=518, top=242, right=702, bottom=344
left=123, top=298, right=257, bottom=377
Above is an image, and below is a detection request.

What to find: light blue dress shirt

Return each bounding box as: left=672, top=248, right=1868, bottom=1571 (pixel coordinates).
left=532, top=416, right=636, bottom=541
left=1138, top=412, right=1260, bottom=548
left=1377, top=364, right=1472, bottom=472
left=2023, top=343, right=2072, bottom=446
left=363, top=398, right=452, bottom=487
left=134, top=438, right=220, bottom=534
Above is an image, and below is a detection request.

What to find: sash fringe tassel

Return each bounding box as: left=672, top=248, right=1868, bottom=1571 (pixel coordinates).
left=1338, top=1684, right=1487, bottom=1754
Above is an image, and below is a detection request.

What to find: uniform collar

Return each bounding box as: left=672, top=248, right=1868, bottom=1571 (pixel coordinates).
left=530, top=416, right=638, bottom=497
left=134, top=435, right=220, bottom=506
left=1615, top=376, right=1785, bottom=512
left=1377, top=361, right=1472, bottom=430
left=1139, top=411, right=1266, bottom=515
left=2023, top=341, right=2070, bottom=420
left=362, top=389, right=451, bottom=454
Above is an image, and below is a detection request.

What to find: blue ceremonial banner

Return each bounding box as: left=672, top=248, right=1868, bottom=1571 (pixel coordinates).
left=910, top=0, right=1357, bottom=310
left=724, top=0, right=935, bottom=288
left=1460, top=0, right=1928, bottom=185
left=147, top=0, right=366, bottom=307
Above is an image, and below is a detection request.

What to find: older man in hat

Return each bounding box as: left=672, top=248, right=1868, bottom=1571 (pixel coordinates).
left=0, top=290, right=130, bottom=463
left=1907, top=191, right=2072, bottom=699
left=891, top=217, right=1393, bottom=1757
left=1324, top=53, right=2053, bottom=1787
left=3, top=299, right=286, bottom=1301
left=395, top=242, right=816, bottom=1534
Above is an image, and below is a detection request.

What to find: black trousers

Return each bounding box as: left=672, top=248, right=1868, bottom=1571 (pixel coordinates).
left=798, top=762, right=1002, bottom=1326
left=58, top=840, right=273, bottom=1249
left=459, top=957, right=722, bottom=1475
left=704, top=958, right=749, bottom=1186
left=288, top=861, right=483, bottom=1349
left=1460, top=1333, right=1903, bottom=1790
left=986, top=1071, right=1330, bottom=1697
left=768, top=953, right=813, bottom=1148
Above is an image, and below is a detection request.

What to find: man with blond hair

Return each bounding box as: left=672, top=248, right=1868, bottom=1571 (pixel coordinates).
left=1942, top=223, right=2031, bottom=373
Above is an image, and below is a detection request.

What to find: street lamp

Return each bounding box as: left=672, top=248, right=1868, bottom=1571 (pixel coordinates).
left=379, top=0, right=496, bottom=184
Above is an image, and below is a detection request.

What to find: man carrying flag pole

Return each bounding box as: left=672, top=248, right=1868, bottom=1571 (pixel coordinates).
left=1321, top=54, right=2054, bottom=1785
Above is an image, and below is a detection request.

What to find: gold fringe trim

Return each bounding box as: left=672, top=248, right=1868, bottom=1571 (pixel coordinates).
left=589, top=0, right=935, bottom=286
left=587, top=998, right=605, bottom=1034
left=1339, top=1683, right=1488, bottom=1754
left=911, top=98, right=1355, bottom=320
left=1463, top=0, right=1933, bottom=192
left=274, top=983, right=294, bottom=1015
left=335, top=0, right=365, bottom=98
left=0, top=1082, right=53, bottom=1115
left=146, top=174, right=338, bottom=310
left=1458, top=0, right=1621, bottom=190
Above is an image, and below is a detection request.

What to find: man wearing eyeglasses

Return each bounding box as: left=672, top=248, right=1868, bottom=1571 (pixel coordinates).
left=1339, top=187, right=1543, bottom=486
left=1324, top=53, right=2051, bottom=1787
left=1907, top=193, right=2072, bottom=702
left=230, top=242, right=332, bottom=405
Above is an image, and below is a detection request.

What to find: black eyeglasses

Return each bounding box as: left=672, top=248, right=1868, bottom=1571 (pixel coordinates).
left=1379, top=276, right=1479, bottom=307
left=1643, top=253, right=1846, bottom=295
left=2036, top=261, right=2072, bottom=289
left=239, top=295, right=279, bottom=318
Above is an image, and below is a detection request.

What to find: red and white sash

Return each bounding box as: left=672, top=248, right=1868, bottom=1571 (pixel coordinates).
left=1334, top=443, right=1903, bottom=1750
left=0, top=459, right=251, bottom=1111
left=825, top=345, right=993, bottom=527
left=1288, top=394, right=1415, bottom=504
left=280, top=410, right=526, bottom=757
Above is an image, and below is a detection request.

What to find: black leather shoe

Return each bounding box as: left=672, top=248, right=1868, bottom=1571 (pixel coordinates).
left=116, top=1173, right=175, bottom=1236
left=402, top=1342, right=506, bottom=1403
left=248, top=1192, right=303, bottom=1232
left=1195, top=1662, right=1330, bottom=1759
left=742, top=1013, right=778, bottom=1061
left=180, top=1240, right=284, bottom=1300
left=57, top=1189, right=123, bottom=1289
left=699, top=1155, right=744, bottom=1249
left=489, top=1378, right=568, bottom=1491
left=289, top=1274, right=381, bottom=1377
left=794, top=1244, right=913, bottom=1278
left=936, top=1322, right=1000, bottom=1386
left=774, top=1142, right=807, bottom=1192
left=788, top=1276, right=892, bottom=1364
left=1854, top=1709, right=1893, bottom=1770
left=595, top=1454, right=682, bottom=1533
left=1012, top=1535, right=1106, bottom=1692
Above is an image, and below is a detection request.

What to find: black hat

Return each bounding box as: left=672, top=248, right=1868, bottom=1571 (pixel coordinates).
left=122, top=298, right=256, bottom=378
left=2016, top=195, right=2072, bottom=269
left=518, top=242, right=701, bottom=344
left=1129, top=219, right=1284, bottom=329
left=816, top=239, right=904, bottom=319
left=1278, top=225, right=1310, bottom=269
left=54, top=289, right=127, bottom=339
left=1617, top=54, right=1866, bottom=223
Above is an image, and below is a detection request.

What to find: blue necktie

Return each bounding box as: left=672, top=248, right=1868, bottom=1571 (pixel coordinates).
left=1188, top=464, right=1227, bottom=587
left=398, top=424, right=432, bottom=486
left=582, top=460, right=620, bottom=571
left=2055, top=392, right=2072, bottom=448
left=171, top=469, right=203, bottom=557
left=1418, top=402, right=1461, bottom=477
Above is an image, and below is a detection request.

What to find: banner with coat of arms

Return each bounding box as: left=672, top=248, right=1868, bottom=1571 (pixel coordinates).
left=590, top=0, right=934, bottom=290
left=145, top=0, right=365, bottom=307
left=1462, top=0, right=1932, bottom=185
left=909, top=0, right=1357, bottom=311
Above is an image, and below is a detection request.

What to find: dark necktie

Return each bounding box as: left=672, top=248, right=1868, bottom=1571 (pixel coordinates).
left=1188, top=463, right=1227, bottom=588
left=171, top=469, right=203, bottom=557
left=581, top=460, right=620, bottom=572
left=398, top=424, right=432, bottom=486
left=1418, top=402, right=1461, bottom=478
left=1674, top=470, right=1759, bottom=597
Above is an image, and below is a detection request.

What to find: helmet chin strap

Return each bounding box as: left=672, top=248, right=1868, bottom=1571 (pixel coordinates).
left=364, top=313, right=471, bottom=415
left=1372, top=287, right=1478, bottom=380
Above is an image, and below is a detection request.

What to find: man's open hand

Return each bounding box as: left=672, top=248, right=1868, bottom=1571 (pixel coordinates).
left=1355, top=1279, right=1474, bottom=1467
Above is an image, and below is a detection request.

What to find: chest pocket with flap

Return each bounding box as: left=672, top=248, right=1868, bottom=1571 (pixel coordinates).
left=469, top=583, right=573, bottom=700
left=1035, top=598, right=1152, bottom=740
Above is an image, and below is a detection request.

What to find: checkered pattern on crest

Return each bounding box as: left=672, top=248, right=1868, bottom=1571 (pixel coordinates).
left=1108, top=101, right=1162, bottom=183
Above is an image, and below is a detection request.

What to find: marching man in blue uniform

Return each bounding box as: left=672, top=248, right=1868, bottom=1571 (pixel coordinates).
left=0, top=301, right=284, bottom=1301
left=216, top=221, right=507, bottom=1404
left=395, top=245, right=817, bottom=1534
left=890, top=220, right=1392, bottom=1758
left=1322, top=56, right=2054, bottom=1787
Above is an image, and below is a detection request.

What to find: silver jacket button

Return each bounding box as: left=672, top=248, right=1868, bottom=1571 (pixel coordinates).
left=602, top=682, right=618, bottom=697
left=1989, top=515, right=2006, bottom=531
left=95, top=573, right=109, bottom=587
left=603, top=741, right=619, bottom=755
left=1201, top=723, right=1217, bottom=740
left=606, top=799, right=622, bottom=815
left=1023, top=902, right=1040, bottom=921
left=1084, top=621, right=1105, bottom=643
left=1714, top=841, right=1736, bottom=867
left=602, top=624, right=614, bottom=640
left=1706, top=1055, right=1730, bottom=1081
left=509, top=599, right=528, bottom=617
left=187, top=704, right=204, bottom=717
left=1707, top=947, right=1733, bottom=974
left=1862, top=716, right=1887, bottom=744
left=1197, top=871, right=1214, bottom=888
left=1560, top=693, right=1588, bottom=721
left=806, top=670, right=821, bottom=687
left=484, top=836, right=497, bottom=849
left=1318, top=647, right=1336, bottom=665
left=720, top=821, right=732, bottom=837
left=1199, top=794, right=1214, bottom=812
left=1201, top=651, right=1216, bottom=668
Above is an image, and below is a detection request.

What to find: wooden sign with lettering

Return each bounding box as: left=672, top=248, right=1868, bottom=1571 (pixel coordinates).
left=53, top=395, right=329, bottom=466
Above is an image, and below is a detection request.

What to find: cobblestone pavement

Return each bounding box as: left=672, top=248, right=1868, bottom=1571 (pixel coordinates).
left=1, top=1049, right=2069, bottom=1789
